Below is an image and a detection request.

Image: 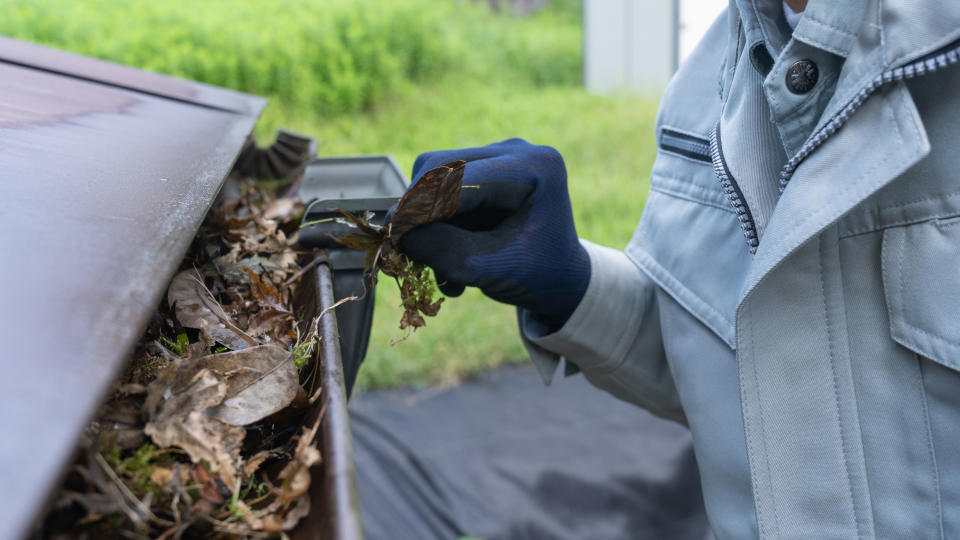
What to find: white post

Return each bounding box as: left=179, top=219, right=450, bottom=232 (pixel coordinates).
left=584, top=0, right=679, bottom=94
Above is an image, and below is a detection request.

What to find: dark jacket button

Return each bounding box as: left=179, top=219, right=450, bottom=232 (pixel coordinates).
left=786, top=59, right=819, bottom=94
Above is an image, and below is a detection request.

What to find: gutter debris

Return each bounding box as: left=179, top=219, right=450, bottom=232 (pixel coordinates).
left=41, top=178, right=329, bottom=539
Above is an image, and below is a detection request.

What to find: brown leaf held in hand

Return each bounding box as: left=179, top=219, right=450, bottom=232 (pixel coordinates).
left=333, top=160, right=466, bottom=330
left=388, top=159, right=466, bottom=238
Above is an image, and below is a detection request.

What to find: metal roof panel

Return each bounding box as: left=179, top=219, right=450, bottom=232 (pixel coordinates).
left=0, top=40, right=265, bottom=539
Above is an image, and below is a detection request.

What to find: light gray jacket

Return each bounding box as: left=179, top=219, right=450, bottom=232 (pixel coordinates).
left=521, top=1, right=960, bottom=538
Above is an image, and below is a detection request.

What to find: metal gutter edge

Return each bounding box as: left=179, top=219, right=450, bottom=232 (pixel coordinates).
left=292, top=261, right=364, bottom=540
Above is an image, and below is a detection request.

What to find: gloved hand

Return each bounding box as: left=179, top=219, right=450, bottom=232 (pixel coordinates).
left=388, top=138, right=590, bottom=328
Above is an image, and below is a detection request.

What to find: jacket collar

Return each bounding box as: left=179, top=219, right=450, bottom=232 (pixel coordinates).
left=819, top=0, right=960, bottom=133
left=732, top=0, right=868, bottom=69
left=731, top=0, right=960, bottom=126
left=737, top=0, right=960, bottom=306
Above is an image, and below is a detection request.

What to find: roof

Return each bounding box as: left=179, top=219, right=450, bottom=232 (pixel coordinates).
left=0, top=36, right=266, bottom=539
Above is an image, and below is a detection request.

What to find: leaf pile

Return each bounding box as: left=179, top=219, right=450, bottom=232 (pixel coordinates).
left=336, top=159, right=466, bottom=329
left=43, top=182, right=330, bottom=539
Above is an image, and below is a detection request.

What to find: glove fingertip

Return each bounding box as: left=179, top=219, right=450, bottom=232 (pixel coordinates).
left=438, top=281, right=466, bottom=297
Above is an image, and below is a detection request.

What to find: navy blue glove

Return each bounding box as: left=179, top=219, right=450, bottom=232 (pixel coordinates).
left=390, top=138, right=590, bottom=328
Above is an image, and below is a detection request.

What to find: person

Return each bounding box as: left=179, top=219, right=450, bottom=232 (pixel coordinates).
left=391, top=0, right=960, bottom=538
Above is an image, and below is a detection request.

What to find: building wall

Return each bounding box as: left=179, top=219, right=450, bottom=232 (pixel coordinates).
left=584, top=0, right=727, bottom=94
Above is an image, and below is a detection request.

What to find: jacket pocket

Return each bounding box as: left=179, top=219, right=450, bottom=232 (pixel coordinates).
left=882, top=215, right=960, bottom=369
left=659, top=127, right=712, bottom=163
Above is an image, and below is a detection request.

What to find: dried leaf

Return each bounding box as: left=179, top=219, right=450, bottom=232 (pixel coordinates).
left=262, top=196, right=301, bottom=222
left=167, top=270, right=258, bottom=350
left=336, top=209, right=382, bottom=237
left=246, top=308, right=295, bottom=345
left=145, top=411, right=244, bottom=489
left=144, top=366, right=225, bottom=425
left=144, top=366, right=243, bottom=487
left=389, top=159, right=466, bottom=238
left=150, top=466, right=174, bottom=489
left=185, top=321, right=216, bottom=359
left=243, top=267, right=287, bottom=312
left=242, top=450, right=275, bottom=477
left=191, top=463, right=226, bottom=506
left=243, top=268, right=295, bottom=344
left=279, top=495, right=312, bottom=530
left=271, top=250, right=299, bottom=272
left=235, top=413, right=324, bottom=532
left=213, top=243, right=241, bottom=268
left=203, top=346, right=300, bottom=426
left=223, top=256, right=282, bottom=281
left=146, top=345, right=299, bottom=427
left=47, top=183, right=324, bottom=537
left=96, top=398, right=146, bottom=450
left=144, top=345, right=299, bottom=486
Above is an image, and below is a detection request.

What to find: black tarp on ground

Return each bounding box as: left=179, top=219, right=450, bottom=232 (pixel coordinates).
left=349, top=364, right=713, bottom=540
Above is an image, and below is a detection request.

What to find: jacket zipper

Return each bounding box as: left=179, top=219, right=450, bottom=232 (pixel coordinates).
left=660, top=127, right=761, bottom=252
left=710, top=123, right=760, bottom=253
left=660, top=128, right=713, bottom=163
left=780, top=38, right=960, bottom=191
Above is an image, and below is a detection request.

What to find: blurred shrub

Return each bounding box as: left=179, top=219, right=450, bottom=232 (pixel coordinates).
left=0, top=0, right=582, bottom=114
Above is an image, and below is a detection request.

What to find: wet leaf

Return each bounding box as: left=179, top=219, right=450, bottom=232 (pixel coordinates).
left=389, top=159, right=466, bottom=238
left=166, top=270, right=258, bottom=350
left=335, top=230, right=382, bottom=252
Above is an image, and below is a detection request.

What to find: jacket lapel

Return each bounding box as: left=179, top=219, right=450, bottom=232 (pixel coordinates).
left=736, top=0, right=960, bottom=305
left=739, top=79, right=929, bottom=305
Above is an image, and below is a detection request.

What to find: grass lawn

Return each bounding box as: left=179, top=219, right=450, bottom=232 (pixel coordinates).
left=260, top=83, right=660, bottom=390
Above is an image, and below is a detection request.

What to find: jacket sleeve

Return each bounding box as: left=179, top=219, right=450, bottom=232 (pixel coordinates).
left=518, top=240, right=685, bottom=423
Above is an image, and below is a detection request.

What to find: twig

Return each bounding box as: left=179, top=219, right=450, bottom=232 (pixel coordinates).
left=155, top=519, right=194, bottom=540
left=94, top=453, right=174, bottom=527
left=281, top=255, right=324, bottom=288
left=298, top=217, right=334, bottom=229
left=318, top=295, right=358, bottom=319
left=197, top=514, right=275, bottom=538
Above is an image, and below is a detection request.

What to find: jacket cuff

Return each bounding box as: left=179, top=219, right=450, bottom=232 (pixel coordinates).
left=519, top=240, right=650, bottom=385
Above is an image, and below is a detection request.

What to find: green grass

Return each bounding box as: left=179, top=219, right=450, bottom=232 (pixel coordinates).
left=0, top=0, right=582, bottom=116
left=0, top=0, right=660, bottom=389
